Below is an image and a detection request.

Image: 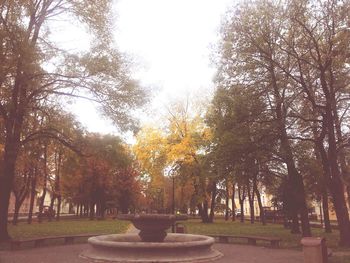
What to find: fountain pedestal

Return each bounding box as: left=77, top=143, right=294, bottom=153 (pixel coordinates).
left=117, top=214, right=187, bottom=242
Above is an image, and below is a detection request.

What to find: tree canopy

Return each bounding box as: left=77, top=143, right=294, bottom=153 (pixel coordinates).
left=0, top=0, right=147, bottom=241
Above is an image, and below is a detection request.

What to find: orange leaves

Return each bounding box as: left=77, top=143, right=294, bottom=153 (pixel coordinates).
left=61, top=133, right=139, bottom=207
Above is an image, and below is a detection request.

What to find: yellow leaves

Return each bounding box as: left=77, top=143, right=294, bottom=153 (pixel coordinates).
left=133, top=102, right=215, bottom=209
left=133, top=126, right=167, bottom=187
left=202, top=127, right=212, bottom=141
left=166, top=134, right=195, bottom=164
left=134, top=112, right=213, bottom=188
left=166, top=114, right=212, bottom=165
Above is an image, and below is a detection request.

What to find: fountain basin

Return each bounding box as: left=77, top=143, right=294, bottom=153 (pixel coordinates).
left=80, top=233, right=223, bottom=262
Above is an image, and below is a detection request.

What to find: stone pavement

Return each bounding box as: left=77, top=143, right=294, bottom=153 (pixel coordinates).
left=0, top=242, right=303, bottom=263
left=0, top=224, right=304, bottom=263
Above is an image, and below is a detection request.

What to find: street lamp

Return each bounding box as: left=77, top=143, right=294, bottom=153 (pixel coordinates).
left=166, top=166, right=176, bottom=232
left=171, top=175, right=175, bottom=233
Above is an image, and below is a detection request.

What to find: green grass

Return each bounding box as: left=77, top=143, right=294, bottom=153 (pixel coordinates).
left=329, top=256, right=350, bottom=263
left=8, top=218, right=130, bottom=239
left=183, top=218, right=350, bottom=252
left=4, top=217, right=350, bottom=263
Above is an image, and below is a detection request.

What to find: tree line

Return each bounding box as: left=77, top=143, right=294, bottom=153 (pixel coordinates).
left=213, top=0, right=350, bottom=246
left=134, top=0, right=350, bottom=247
left=1, top=0, right=350, bottom=249
left=0, top=0, right=146, bottom=242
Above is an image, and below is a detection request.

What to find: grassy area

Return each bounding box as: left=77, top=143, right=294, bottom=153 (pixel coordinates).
left=6, top=217, right=348, bottom=251
left=4, top=217, right=350, bottom=262
left=8, top=218, right=130, bottom=239
left=183, top=218, right=350, bottom=262
left=330, top=256, right=350, bottom=263
left=183, top=218, right=349, bottom=251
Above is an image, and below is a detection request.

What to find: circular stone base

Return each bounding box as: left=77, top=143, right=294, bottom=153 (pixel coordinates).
left=80, top=233, right=223, bottom=263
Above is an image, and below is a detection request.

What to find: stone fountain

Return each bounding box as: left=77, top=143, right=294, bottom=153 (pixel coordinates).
left=80, top=214, right=222, bottom=262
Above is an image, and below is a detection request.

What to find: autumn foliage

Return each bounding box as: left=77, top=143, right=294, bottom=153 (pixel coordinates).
left=61, top=134, right=142, bottom=218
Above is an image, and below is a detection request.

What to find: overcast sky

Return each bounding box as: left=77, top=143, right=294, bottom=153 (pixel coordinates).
left=67, top=0, right=233, bottom=136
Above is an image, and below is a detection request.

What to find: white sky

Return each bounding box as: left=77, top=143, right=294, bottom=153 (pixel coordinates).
left=67, top=0, right=233, bottom=136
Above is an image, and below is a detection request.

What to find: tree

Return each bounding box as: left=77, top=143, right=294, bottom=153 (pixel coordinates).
left=61, top=133, right=139, bottom=218
left=298, top=147, right=332, bottom=233
left=207, top=85, right=277, bottom=225
left=134, top=101, right=213, bottom=221
left=11, top=148, right=31, bottom=225
left=279, top=0, right=350, bottom=245
left=0, top=1, right=146, bottom=241
left=133, top=126, right=168, bottom=192
left=215, top=0, right=350, bottom=245
left=113, top=166, right=142, bottom=213
left=215, top=0, right=313, bottom=236
left=165, top=102, right=214, bottom=222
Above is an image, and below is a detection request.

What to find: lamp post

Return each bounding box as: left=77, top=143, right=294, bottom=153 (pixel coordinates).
left=156, top=188, right=162, bottom=213
left=172, top=175, right=175, bottom=233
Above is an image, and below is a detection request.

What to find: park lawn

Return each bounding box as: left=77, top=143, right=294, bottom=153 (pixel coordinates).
left=183, top=218, right=350, bottom=252
left=330, top=256, right=350, bottom=263
left=7, top=218, right=130, bottom=239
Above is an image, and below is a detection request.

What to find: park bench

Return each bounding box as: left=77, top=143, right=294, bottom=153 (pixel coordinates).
left=175, top=222, right=186, bottom=233
left=209, top=234, right=281, bottom=248
left=10, top=234, right=95, bottom=250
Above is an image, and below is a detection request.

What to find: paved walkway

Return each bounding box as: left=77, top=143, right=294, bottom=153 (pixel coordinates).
left=3, top=223, right=348, bottom=262
left=0, top=243, right=303, bottom=263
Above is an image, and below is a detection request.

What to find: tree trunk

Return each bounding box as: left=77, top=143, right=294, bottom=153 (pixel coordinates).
left=247, top=180, right=255, bottom=224
left=27, top=168, right=37, bottom=224
left=231, top=183, right=236, bottom=221
left=317, top=117, right=350, bottom=246
left=48, top=194, right=55, bottom=222
left=269, top=62, right=311, bottom=237
left=327, top=177, right=350, bottom=246
left=322, top=191, right=332, bottom=233
left=281, top=136, right=310, bottom=236
left=199, top=201, right=210, bottom=223
left=37, top=188, right=47, bottom=223
left=56, top=195, right=61, bottom=221
left=208, top=181, right=217, bottom=223
left=12, top=198, right=21, bottom=226
left=12, top=184, right=29, bottom=225
left=290, top=213, right=301, bottom=234
left=55, top=149, right=62, bottom=221
left=79, top=203, right=83, bottom=217
left=89, top=202, right=95, bottom=220
left=38, top=144, right=49, bottom=223
left=311, top=123, right=333, bottom=234
left=239, top=200, right=244, bottom=223
left=254, top=180, right=266, bottom=225
left=0, top=142, right=19, bottom=241
left=225, top=180, right=229, bottom=221
left=96, top=202, right=100, bottom=218
left=331, top=93, right=350, bottom=213
left=69, top=202, right=73, bottom=214
left=84, top=204, right=88, bottom=216
left=238, top=184, right=245, bottom=223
